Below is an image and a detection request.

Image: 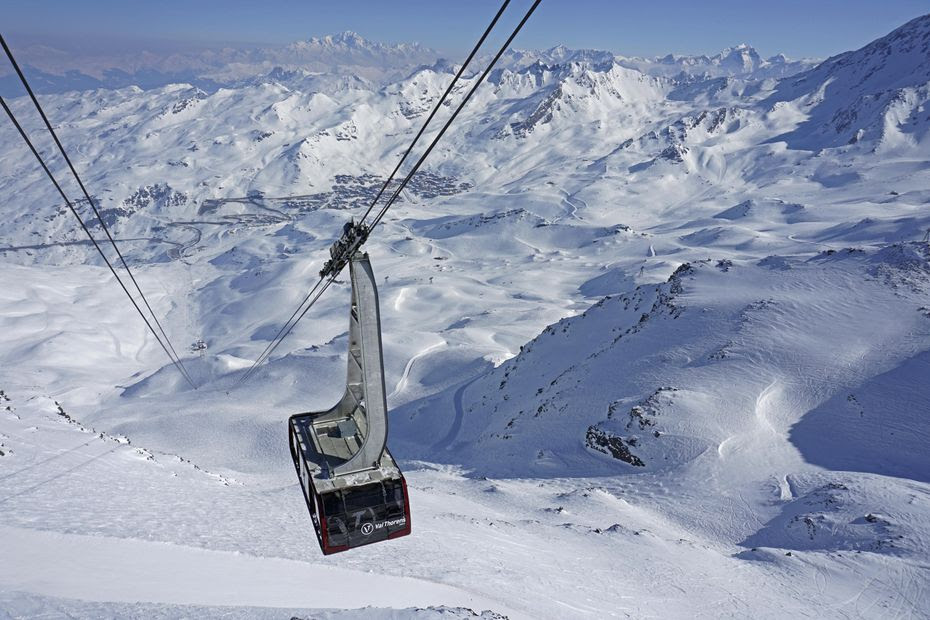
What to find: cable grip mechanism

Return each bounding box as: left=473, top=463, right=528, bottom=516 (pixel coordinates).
left=320, top=219, right=370, bottom=279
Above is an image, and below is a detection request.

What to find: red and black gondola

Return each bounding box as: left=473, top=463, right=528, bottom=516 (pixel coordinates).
left=287, top=246, right=411, bottom=554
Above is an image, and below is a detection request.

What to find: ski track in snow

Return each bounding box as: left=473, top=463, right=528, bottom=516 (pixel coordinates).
left=718, top=379, right=788, bottom=461
left=388, top=340, right=446, bottom=402
left=431, top=376, right=480, bottom=452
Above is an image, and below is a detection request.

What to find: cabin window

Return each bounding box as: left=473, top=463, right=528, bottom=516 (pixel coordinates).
left=343, top=483, right=384, bottom=512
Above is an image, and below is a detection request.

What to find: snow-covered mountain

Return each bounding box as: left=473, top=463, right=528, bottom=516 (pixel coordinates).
left=623, top=43, right=817, bottom=79
left=0, top=31, right=441, bottom=95
left=770, top=13, right=930, bottom=149
left=1, top=34, right=817, bottom=98
left=1, top=13, right=930, bottom=619
left=499, top=42, right=816, bottom=80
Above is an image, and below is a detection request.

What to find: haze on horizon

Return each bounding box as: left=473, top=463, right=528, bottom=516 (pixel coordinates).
left=4, top=0, right=930, bottom=61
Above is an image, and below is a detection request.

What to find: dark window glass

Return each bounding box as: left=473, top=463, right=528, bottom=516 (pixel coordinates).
left=321, top=492, right=343, bottom=517
left=385, top=499, right=404, bottom=518
left=383, top=479, right=406, bottom=518
left=346, top=504, right=388, bottom=532
left=343, top=483, right=385, bottom=513
left=326, top=514, right=349, bottom=546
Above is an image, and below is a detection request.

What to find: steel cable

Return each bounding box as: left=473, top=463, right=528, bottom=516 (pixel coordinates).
left=1, top=34, right=196, bottom=388
left=240, top=273, right=340, bottom=384
left=238, top=275, right=326, bottom=384
left=370, top=0, right=542, bottom=232
left=358, top=0, right=511, bottom=226
left=0, top=96, right=197, bottom=389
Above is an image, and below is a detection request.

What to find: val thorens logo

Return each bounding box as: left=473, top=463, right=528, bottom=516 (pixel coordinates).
left=359, top=518, right=406, bottom=536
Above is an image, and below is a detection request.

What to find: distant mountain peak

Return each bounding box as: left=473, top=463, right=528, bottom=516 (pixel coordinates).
left=329, top=30, right=366, bottom=46
left=713, top=44, right=763, bottom=71
left=719, top=42, right=753, bottom=53
left=290, top=30, right=430, bottom=54
left=307, top=31, right=372, bottom=48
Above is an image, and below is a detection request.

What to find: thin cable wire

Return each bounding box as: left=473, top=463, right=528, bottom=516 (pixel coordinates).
left=238, top=275, right=326, bottom=384
left=0, top=95, right=197, bottom=389
left=239, top=273, right=340, bottom=385
left=240, top=276, right=324, bottom=382
left=1, top=33, right=195, bottom=388
left=358, top=0, right=511, bottom=226
left=369, top=0, right=542, bottom=234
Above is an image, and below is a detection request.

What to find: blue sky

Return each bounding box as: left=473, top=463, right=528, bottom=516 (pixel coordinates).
left=5, top=0, right=929, bottom=59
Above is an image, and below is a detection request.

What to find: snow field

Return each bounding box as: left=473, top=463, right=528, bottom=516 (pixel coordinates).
left=3, top=14, right=930, bottom=619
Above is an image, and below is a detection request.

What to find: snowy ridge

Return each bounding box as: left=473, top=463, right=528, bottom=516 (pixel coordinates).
left=625, top=43, right=817, bottom=79
left=397, top=247, right=930, bottom=480
left=769, top=14, right=930, bottom=148
left=0, top=31, right=441, bottom=95
left=501, top=43, right=816, bottom=80
left=1, top=35, right=816, bottom=98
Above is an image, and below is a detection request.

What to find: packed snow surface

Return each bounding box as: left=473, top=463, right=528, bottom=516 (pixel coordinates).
left=2, top=14, right=930, bottom=620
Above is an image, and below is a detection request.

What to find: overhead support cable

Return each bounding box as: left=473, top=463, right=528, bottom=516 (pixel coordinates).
left=238, top=275, right=327, bottom=384
left=237, top=0, right=542, bottom=385
left=369, top=0, right=542, bottom=232
left=0, top=33, right=196, bottom=388
left=239, top=273, right=339, bottom=385
left=0, top=95, right=197, bottom=389
left=358, top=0, right=511, bottom=226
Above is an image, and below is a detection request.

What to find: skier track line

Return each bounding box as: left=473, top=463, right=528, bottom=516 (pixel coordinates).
left=388, top=340, right=446, bottom=402
left=432, top=375, right=481, bottom=452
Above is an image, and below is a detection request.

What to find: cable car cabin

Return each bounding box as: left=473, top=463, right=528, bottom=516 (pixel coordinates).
left=288, top=413, right=410, bottom=553
left=287, top=250, right=410, bottom=554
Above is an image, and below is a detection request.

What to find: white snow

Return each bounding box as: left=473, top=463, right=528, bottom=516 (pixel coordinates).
left=0, top=525, right=517, bottom=613
left=2, top=14, right=930, bottom=620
